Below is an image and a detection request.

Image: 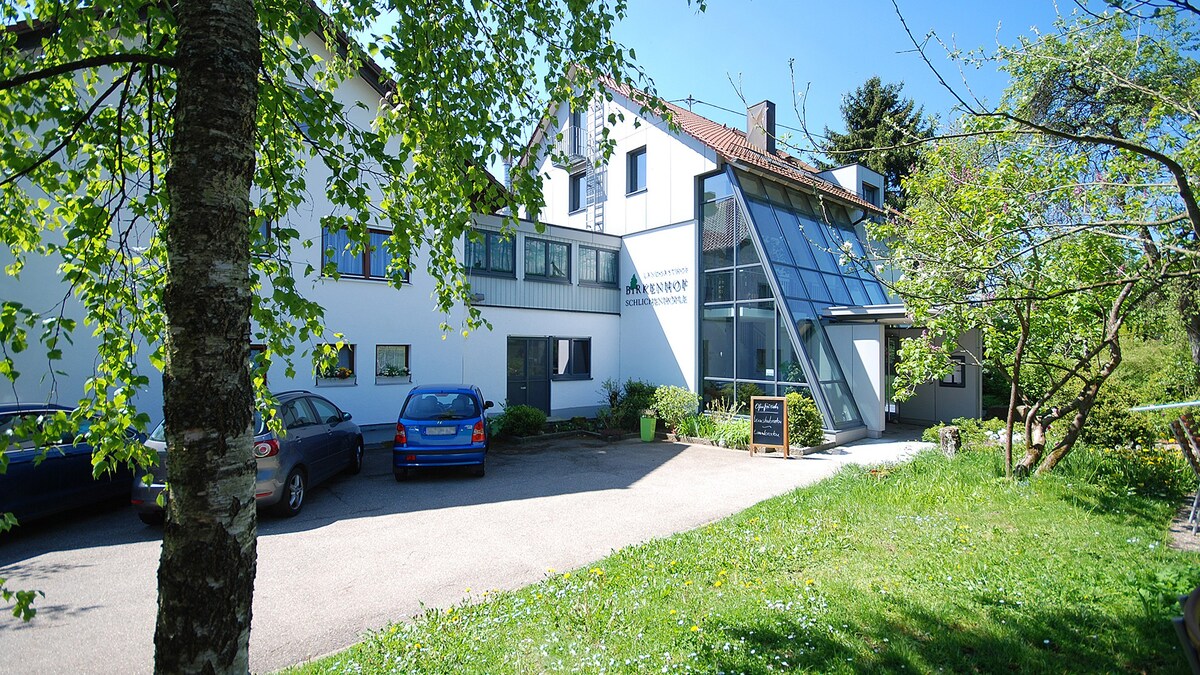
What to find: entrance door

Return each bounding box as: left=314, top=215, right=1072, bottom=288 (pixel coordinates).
left=507, top=337, right=551, bottom=414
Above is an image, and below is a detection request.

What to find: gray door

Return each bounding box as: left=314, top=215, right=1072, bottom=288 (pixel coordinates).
left=507, top=337, right=551, bottom=414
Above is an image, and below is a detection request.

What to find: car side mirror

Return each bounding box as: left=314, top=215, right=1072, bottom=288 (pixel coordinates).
left=484, top=401, right=494, bottom=410
left=342, top=411, right=353, bottom=422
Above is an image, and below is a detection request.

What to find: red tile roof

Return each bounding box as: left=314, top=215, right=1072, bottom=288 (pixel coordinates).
left=606, top=78, right=880, bottom=214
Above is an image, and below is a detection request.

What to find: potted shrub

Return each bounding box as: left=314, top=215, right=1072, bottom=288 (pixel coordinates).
left=640, top=407, right=658, bottom=442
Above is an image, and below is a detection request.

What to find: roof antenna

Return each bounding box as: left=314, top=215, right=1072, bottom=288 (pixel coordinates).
left=682, top=95, right=697, bottom=111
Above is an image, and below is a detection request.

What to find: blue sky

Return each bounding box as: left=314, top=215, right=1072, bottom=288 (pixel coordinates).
left=612, top=0, right=1071, bottom=155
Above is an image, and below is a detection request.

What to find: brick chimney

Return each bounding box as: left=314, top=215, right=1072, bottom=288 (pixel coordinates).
left=747, top=100, right=776, bottom=154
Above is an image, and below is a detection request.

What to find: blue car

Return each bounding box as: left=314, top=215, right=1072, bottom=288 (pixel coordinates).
left=393, top=384, right=493, bottom=480
left=0, top=403, right=137, bottom=526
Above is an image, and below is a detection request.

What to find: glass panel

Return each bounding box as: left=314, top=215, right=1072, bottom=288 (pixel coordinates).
left=798, top=268, right=831, bottom=303
left=553, top=338, right=571, bottom=375
left=572, top=340, right=590, bottom=375
left=763, top=181, right=787, bottom=205
left=702, top=379, right=734, bottom=408
left=777, top=309, right=805, bottom=384
left=491, top=234, right=515, bottom=273
left=701, top=307, right=734, bottom=379
left=736, top=302, right=775, bottom=381
left=799, top=216, right=838, bottom=273
left=734, top=208, right=759, bottom=266
left=865, top=279, right=889, bottom=305
left=527, top=339, right=548, bottom=377
left=736, top=172, right=765, bottom=199
left=580, top=247, right=597, bottom=282
left=775, top=209, right=817, bottom=269
left=736, top=266, right=772, bottom=300
left=375, top=345, right=408, bottom=375
left=845, top=277, right=869, bottom=305
left=326, top=228, right=362, bottom=275
left=702, top=172, right=733, bottom=203
left=525, top=239, right=546, bottom=276
left=775, top=265, right=806, bottom=299
left=746, top=200, right=793, bottom=265
left=786, top=188, right=815, bottom=216
left=629, top=148, right=647, bottom=192
left=823, top=273, right=853, bottom=305
left=369, top=231, right=391, bottom=278
left=828, top=203, right=851, bottom=225
left=598, top=250, right=617, bottom=284
left=701, top=198, right=737, bottom=269
left=465, top=236, right=486, bottom=271
left=507, top=340, right=526, bottom=378
left=704, top=270, right=733, bottom=303
left=547, top=241, right=569, bottom=279
left=821, top=381, right=861, bottom=425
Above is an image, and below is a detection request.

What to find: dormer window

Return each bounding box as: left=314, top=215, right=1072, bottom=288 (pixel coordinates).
left=862, top=182, right=880, bottom=207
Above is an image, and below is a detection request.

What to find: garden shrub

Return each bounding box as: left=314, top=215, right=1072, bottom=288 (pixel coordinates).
left=653, top=385, right=700, bottom=433
left=1078, top=383, right=1160, bottom=449
left=785, top=391, right=824, bottom=448
left=598, top=378, right=658, bottom=430
left=496, top=404, right=547, bottom=437
left=678, top=413, right=716, bottom=438
left=922, top=416, right=1006, bottom=450
left=713, top=416, right=750, bottom=449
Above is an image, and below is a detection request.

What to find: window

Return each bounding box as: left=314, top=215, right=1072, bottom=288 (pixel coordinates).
left=552, top=337, right=591, bottom=379
left=627, top=146, right=646, bottom=194
left=524, top=238, right=570, bottom=281
left=580, top=246, right=618, bottom=285
left=569, top=109, right=585, bottom=155
left=322, top=227, right=408, bottom=282
left=317, top=344, right=355, bottom=381
left=569, top=171, right=587, bottom=212
left=306, top=396, right=345, bottom=426
left=940, top=355, right=967, bottom=388
left=464, top=231, right=515, bottom=276
left=862, top=182, right=880, bottom=207
left=375, top=344, right=410, bottom=379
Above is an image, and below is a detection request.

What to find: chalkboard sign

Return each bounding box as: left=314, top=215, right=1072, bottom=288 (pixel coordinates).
left=749, top=396, right=790, bottom=458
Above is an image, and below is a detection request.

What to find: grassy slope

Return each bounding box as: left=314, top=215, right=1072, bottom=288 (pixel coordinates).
left=291, top=448, right=1200, bottom=674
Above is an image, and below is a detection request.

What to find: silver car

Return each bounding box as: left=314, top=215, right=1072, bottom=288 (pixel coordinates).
left=131, top=390, right=364, bottom=524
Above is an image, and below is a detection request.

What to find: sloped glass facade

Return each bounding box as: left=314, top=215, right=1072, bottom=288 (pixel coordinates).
left=699, top=168, right=883, bottom=429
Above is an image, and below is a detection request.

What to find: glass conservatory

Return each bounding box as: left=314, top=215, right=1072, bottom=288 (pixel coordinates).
left=698, top=168, right=890, bottom=430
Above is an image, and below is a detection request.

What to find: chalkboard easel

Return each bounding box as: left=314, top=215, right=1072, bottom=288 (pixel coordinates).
left=749, top=396, right=790, bottom=459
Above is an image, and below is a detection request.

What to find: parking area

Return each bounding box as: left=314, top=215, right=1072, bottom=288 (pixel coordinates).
left=0, top=433, right=925, bottom=673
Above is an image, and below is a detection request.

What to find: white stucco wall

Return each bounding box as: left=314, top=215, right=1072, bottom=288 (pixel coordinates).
left=826, top=324, right=886, bottom=437
left=532, top=89, right=719, bottom=236
left=618, top=222, right=698, bottom=390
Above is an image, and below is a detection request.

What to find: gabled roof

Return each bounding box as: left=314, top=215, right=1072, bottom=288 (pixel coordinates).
left=598, top=77, right=882, bottom=214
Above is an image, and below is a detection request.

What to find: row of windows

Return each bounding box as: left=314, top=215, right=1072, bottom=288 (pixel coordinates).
left=303, top=343, right=411, bottom=384
left=318, top=226, right=617, bottom=287
left=569, top=145, right=646, bottom=212
left=467, top=231, right=618, bottom=285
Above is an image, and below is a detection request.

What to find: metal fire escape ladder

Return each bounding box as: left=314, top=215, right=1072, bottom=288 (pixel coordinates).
left=585, top=98, right=607, bottom=232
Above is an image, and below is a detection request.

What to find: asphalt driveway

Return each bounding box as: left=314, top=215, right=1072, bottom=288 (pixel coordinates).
left=0, top=433, right=926, bottom=673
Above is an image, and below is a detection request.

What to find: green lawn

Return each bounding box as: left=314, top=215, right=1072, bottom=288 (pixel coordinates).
left=290, top=446, right=1200, bottom=674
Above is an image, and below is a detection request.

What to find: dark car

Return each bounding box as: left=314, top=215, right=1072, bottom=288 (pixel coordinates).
left=131, top=391, right=363, bottom=523
left=0, top=403, right=137, bottom=525
left=393, top=384, right=493, bottom=480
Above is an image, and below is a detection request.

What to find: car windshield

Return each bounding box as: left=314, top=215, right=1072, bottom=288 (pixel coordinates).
left=148, top=412, right=266, bottom=442
left=401, top=392, right=479, bottom=421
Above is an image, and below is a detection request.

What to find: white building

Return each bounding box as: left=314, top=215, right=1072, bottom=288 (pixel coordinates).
left=2, top=35, right=980, bottom=436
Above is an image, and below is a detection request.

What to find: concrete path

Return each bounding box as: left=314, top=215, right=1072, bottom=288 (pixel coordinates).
left=0, top=432, right=927, bottom=673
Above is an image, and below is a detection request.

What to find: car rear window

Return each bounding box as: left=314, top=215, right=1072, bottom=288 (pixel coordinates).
left=401, top=392, right=480, bottom=421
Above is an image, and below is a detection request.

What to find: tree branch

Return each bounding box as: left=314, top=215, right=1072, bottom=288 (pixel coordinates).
left=0, top=53, right=173, bottom=93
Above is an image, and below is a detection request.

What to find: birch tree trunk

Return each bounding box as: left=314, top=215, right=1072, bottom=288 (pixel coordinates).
left=155, top=0, right=261, bottom=671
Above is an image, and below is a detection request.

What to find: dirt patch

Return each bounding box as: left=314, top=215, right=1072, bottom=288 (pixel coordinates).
left=1169, top=494, right=1200, bottom=553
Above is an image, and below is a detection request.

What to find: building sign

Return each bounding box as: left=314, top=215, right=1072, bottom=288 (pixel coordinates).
left=624, top=266, right=690, bottom=307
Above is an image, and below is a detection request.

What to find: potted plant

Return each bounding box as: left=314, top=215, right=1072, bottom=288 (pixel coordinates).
left=640, top=407, right=658, bottom=443
left=376, top=364, right=411, bottom=383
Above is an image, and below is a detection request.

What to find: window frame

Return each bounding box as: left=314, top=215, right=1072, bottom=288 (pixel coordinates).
left=626, top=146, right=647, bottom=195
left=551, top=337, right=591, bottom=381
left=578, top=246, right=619, bottom=287
left=316, top=343, right=356, bottom=383
left=465, top=230, right=516, bottom=277
left=375, top=344, right=411, bottom=383
left=940, top=355, right=967, bottom=388
left=321, top=227, right=409, bottom=282
left=524, top=237, right=571, bottom=283
left=569, top=171, right=587, bottom=213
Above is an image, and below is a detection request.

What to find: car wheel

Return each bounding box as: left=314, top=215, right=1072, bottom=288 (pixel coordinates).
left=273, top=468, right=307, bottom=517
left=468, top=461, right=485, bottom=478
left=394, top=468, right=409, bottom=482
left=138, top=511, right=165, bottom=526
left=346, top=440, right=364, bottom=475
